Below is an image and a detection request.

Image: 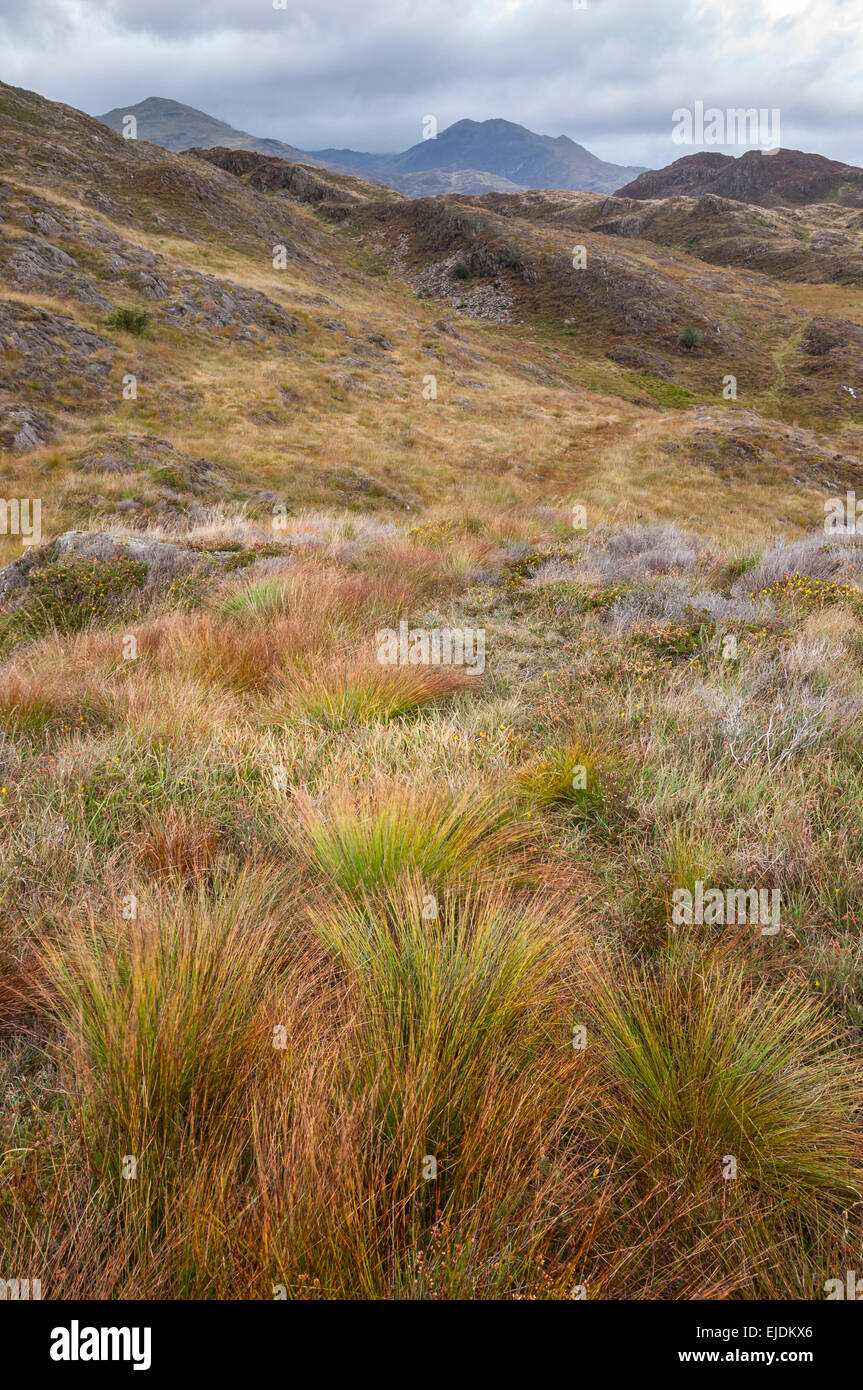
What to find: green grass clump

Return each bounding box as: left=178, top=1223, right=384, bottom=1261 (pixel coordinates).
left=40, top=879, right=272, bottom=1173
left=296, top=783, right=527, bottom=896
left=221, top=575, right=293, bottom=620
left=588, top=950, right=862, bottom=1211
left=515, top=742, right=616, bottom=822
left=307, top=878, right=575, bottom=1194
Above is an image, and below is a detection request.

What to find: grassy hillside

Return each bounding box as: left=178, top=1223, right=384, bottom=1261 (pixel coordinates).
left=2, top=78, right=863, bottom=1300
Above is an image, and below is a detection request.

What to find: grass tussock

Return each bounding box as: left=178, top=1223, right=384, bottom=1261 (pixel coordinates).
left=292, top=781, right=530, bottom=896
left=277, top=653, right=477, bottom=727
left=514, top=736, right=628, bottom=826
left=136, top=806, right=221, bottom=879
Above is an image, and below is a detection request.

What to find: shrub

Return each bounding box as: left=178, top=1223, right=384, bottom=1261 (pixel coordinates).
left=677, top=324, right=703, bottom=351
left=106, top=305, right=151, bottom=336
left=499, top=243, right=520, bottom=268
left=451, top=261, right=470, bottom=281
left=0, top=556, right=147, bottom=647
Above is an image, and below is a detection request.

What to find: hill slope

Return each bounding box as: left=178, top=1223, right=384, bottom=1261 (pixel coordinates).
left=617, top=148, right=863, bottom=208
left=3, top=78, right=863, bottom=1306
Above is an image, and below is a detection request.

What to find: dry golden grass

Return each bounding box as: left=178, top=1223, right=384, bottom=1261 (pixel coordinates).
left=136, top=806, right=222, bottom=879
left=276, top=653, right=478, bottom=727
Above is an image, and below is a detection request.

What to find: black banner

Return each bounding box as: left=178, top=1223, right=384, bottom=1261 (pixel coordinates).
left=3, top=1297, right=855, bottom=1376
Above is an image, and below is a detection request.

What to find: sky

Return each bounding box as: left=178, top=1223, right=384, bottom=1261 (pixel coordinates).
left=1, top=0, right=861, bottom=168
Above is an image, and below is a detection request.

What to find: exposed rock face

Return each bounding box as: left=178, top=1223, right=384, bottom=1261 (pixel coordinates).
left=0, top=175, right=300, bottom=346
left=0, top=530, right=224, bottom=609
left=0, top=300, right=115, bottom=403
left=665, top=406, right=863, bottom=489
left=0, top=404, right=55, bottom=451
left=160, top=268, right=300, bottom=341
left=412, top=254, right=514, bottom=322
left=0, top=232, right=110, bottom=307
left=74, top=434, right=229, bottom=494
left=792, top=317, right=863, bottom=417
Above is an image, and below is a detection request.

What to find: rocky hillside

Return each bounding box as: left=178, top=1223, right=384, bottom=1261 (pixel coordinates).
left=1, top=71, right=861, bottom=562
left=617, top=148, right=863, bottom=208
left=462, top=186, right=863, bottom=288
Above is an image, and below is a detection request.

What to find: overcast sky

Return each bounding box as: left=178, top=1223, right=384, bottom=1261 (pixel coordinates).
left=1, top=0, right=861, bottom=168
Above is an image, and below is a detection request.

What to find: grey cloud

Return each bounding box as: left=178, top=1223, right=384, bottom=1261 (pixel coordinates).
left=0, top=0, right=860, bottom=168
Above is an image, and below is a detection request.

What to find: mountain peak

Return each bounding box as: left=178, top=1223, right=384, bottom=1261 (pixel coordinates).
left=98, top=95, right=311, bottom=164
left=97, top=98, right=645, bottom=196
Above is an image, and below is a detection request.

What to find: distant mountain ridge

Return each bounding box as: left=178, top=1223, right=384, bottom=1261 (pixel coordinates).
left=96, top=100, right=645, bottom=197
left=307, top=117, right=646, bottom=194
